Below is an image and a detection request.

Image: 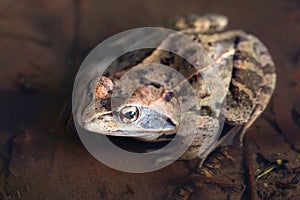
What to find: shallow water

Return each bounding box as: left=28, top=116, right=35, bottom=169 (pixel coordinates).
left=0, top=0, right=299, bottom=199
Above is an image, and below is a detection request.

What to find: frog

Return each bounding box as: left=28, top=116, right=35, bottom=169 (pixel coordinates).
left=76, top=13, right=276, bottom=166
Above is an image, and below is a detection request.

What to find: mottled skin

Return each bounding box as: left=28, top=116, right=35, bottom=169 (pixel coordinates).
left=79, top=14, right=276, bottom=163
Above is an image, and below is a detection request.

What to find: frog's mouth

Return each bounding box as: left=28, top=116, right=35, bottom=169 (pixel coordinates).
left=81, top=109, right=178, bottom=139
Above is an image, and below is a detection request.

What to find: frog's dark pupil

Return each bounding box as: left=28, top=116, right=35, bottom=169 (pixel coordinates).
left=124, top=111, right=136, bottom=119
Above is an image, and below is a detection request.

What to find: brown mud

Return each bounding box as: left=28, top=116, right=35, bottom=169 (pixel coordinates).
left=0, top=0, right=299, bottom=199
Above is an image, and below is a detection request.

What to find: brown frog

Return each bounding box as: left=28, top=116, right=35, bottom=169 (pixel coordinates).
left=77, top=13, right=276, bottom=165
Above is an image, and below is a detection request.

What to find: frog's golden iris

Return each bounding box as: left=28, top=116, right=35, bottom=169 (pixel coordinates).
left=119, top=106, right=140, bottom=123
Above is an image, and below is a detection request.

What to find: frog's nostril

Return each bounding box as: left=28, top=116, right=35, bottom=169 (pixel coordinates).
left=165, top=118, right=177, bottom=128
left=165, top=92, right=174, bottom=102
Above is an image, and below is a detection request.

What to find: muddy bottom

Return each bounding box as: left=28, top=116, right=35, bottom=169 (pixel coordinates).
left=0, top=0, right=300, bottom=199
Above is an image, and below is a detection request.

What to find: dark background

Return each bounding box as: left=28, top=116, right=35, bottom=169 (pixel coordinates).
left=0, top=0, right=299, bottom=199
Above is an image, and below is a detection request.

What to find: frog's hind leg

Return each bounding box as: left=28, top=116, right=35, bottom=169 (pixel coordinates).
left=225, top=33, right=276, bottom=145
left=236, top=87, right=275, bottom=145
left=170, top=13, right=228, bottom=34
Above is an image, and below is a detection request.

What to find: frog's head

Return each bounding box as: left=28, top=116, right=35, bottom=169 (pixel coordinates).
left=80, top=76, right=181, bottom=141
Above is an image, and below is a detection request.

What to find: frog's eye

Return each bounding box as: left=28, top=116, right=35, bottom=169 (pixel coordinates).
left=119, top=106, right=140, bottom=123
